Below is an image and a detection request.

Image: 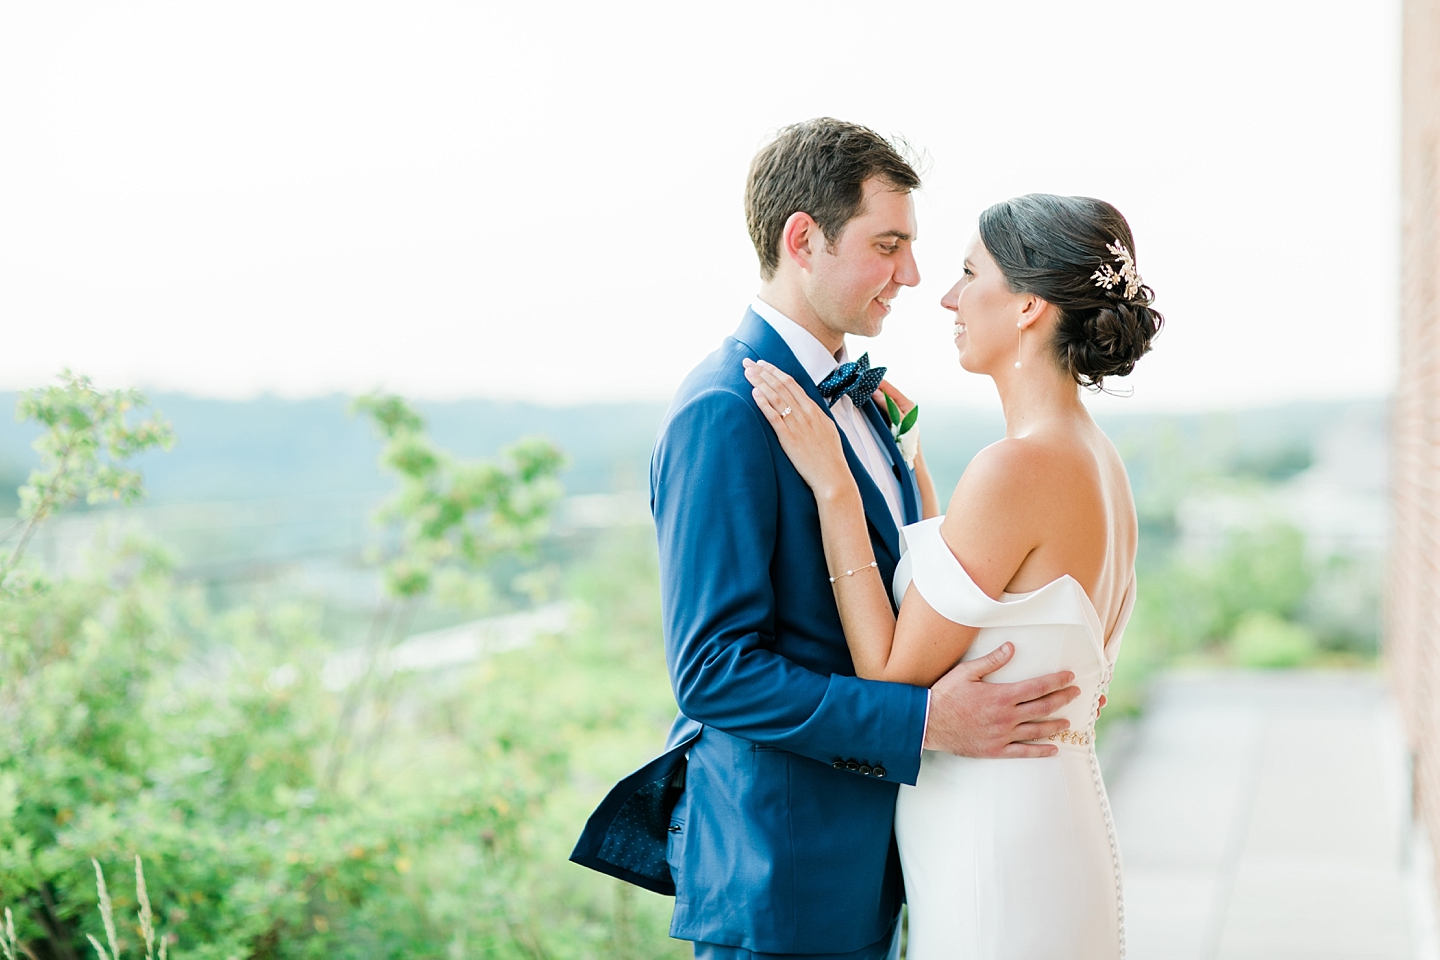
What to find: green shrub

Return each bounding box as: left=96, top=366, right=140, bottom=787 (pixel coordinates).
left=1302, top=553, right=1381, bottom=655
left=1098, top=520, right=1339, bottom=727
left=1230, top=611, right=1318, bottom=668
left=0, top=380, right=687, bottom=959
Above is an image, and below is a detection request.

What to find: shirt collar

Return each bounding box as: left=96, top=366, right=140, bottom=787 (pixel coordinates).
left=750, top=298, right=850, bottom=386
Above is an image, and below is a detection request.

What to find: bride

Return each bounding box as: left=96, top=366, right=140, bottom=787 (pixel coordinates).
left=743, top=194, right=1162, bottom=959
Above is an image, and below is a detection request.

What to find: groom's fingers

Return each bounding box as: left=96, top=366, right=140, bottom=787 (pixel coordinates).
left=996, top=742, right=1061, bottom=759
left=956, top=641, right=1016, bottom=680
left=964, top=648, right=1078, bottom=709
left=999, top=671, right=1079, bottom=709
left=1012, top=719, right=1070, bottom=742
left=1012, top=685, right=1082, bottom=721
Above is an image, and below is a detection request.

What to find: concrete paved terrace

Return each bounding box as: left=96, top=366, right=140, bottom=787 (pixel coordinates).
left=1103, top=671, right=1438, bottom=960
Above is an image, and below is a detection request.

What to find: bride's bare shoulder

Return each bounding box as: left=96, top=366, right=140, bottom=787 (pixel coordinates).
left=933, top=437, right=1075, bottom=593
left=941, top=437, right=1063, bottom=535
left=943, top=432, right=1108, bottom=534
left=953, top=434, right=1093, bottom=499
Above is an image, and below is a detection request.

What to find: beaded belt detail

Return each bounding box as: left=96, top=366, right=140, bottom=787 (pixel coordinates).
left=1045, top=729, right=1092, bottom=746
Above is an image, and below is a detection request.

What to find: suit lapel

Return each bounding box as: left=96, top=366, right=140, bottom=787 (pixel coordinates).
left=733, top=310, right=900, bottom=568
left=860, top=398, right=922, bottom=526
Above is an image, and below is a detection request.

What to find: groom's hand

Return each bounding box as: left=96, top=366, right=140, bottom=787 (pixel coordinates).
left=922, top=642, right=1081, bottom=759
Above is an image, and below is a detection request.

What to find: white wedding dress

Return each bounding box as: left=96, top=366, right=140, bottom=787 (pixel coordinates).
left=891, top=517, right=1134, bottom=959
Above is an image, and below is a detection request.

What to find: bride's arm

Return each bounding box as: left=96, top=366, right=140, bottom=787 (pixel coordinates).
left=812, top=481, right=904, bottom=680
left=742, top=359, right=899, bottom=677
left=913, top=446, right=941, bottom=520
left=745, top=360, right=987, bottom=685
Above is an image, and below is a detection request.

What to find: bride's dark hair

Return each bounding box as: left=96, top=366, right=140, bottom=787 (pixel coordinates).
left=978, top=194, right=1163, bottom=390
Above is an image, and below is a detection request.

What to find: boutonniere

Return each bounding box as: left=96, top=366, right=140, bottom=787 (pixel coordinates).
left=884, top=395, right=920, bottom=470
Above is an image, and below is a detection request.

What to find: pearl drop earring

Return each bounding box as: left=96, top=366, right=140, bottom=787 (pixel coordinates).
left=1015, top=322, right=1023, bottom=369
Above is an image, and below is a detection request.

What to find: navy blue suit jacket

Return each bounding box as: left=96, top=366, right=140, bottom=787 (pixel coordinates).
left=572, top=310, right=928, bottom=954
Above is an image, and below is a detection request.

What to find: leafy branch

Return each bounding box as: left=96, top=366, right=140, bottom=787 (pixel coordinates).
left=323, top=393, right=567, bottom=790
left=1, top=372, right=173, bottom=584
left=353, top=392, right=566, bottom=600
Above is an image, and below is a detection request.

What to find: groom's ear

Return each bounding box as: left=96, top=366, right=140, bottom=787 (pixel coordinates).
left=781, top=211, right=821, bottom=274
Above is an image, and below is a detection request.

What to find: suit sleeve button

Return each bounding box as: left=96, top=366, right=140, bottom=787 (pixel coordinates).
left=858, top=765, right=872, bottom=776
left=873, top=766, right=886, bottom=778
left=832, top=760, right=845, bottom=769
left=845, top=761, right=859, bottom=772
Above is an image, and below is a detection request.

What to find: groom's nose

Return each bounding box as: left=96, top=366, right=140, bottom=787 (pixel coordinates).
left=894, top=246, right=920, bottom=288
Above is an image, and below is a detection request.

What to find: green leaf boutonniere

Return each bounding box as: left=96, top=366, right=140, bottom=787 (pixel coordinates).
left=885, top=395, right=920, bottom=470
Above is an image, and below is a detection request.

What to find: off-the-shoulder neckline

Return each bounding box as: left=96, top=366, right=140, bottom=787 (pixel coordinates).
left=905, top=516, right=1136, bottom=662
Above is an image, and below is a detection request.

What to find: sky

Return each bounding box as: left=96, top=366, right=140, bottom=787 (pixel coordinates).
left=0, top=1, right=1401, bottom=413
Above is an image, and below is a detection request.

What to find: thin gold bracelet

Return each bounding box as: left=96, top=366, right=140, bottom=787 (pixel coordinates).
left=829, top=560, right=878, bottom=584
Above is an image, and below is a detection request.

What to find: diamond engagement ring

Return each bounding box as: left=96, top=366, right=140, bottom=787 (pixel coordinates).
left=781, top=407, right=792, bottom=418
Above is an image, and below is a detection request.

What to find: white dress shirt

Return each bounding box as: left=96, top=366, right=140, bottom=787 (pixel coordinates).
left=749, top=299, right=904, bottom=530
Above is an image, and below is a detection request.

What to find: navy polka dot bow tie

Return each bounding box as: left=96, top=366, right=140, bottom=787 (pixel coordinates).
left=817, top=353, right=887, bottom=409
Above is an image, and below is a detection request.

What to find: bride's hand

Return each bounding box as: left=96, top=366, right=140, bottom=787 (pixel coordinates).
left=875, top=377, right=941, bottom=519
left=743, top=359, right=856, bottom=502
left=874, top=379, right=915, bottom=423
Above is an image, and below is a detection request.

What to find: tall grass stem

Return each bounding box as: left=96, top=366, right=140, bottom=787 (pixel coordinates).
left=90, top=860, right=119, bottom=960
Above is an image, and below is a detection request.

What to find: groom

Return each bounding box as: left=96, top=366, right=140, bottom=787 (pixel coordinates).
left=572, top=118, right=1080, bottom=958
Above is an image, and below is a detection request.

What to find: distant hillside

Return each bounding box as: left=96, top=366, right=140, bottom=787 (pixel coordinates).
left=0, top=394, right=671, bottom=509
left=0, top=392, right=1388, bottom=522
left=907, top=399, right=1387, bottom=514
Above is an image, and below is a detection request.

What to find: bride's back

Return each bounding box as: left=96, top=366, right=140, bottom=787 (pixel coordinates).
left=939, top=411, right=1135, bottom=640
left=1000, top=415, right=1136, bottom=638
left=897, top=425, right=1139, bottom=960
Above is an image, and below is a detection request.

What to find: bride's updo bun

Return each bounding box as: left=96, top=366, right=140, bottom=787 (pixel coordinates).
left=978, top=194, right=1163, bottom=389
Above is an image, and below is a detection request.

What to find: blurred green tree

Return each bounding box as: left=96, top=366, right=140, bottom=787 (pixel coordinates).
left=352, top=392, right=565, bottom=602
left=0, top=378, right=610, bottom=960
left=1101, top=523, right=1318, bottom=722
left=1231, top=611, right=1318, bottom=668
left=2, top=372, right=173, bottom=590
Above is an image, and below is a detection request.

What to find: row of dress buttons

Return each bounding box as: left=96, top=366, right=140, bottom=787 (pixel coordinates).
left=1084, top=706, right=1126, bottom=960
left=832, top=758, right=886, bottom=778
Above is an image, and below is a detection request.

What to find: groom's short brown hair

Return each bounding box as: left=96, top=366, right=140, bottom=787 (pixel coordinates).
left=745, top=118, right=922, bottom=281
